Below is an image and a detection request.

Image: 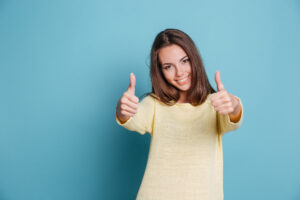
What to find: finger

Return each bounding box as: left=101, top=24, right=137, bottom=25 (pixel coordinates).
left=215, top=70, right=225, bottom=91
left=211, top=98, right=231, bottom=108
left=123, top=92, right=139, bottom=104
left=123, top=99, right=138, bottom=110
left=214, top=104, right=234, bottom=113
left=127, top=73, right=136, bottom=95
left=214, top=103, right=232, bottom=111
left=210, top=90, right=230, bottom=102
left=121, top=104, right=137, bottom=114
left=120, top=96, right=138, bottom=109
left=120, top=110, right=135, bottom=117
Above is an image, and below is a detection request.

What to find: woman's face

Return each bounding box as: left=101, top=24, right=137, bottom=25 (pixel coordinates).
left=158, top=44, right=192, bottom=92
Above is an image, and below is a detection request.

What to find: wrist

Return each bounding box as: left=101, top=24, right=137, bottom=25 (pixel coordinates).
left=232, top=96, right=240, bottom=113
left=116, top=113, right=130, bottom=124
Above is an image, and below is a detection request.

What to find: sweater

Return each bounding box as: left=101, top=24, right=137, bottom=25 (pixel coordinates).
left=116, top=93, right=244, bottom=200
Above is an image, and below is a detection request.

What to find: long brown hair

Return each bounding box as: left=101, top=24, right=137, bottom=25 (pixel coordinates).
left=145, top=28, right=216, bottom=106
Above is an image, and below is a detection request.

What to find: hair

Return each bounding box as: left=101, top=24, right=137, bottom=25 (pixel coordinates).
left=143, top=28, right=216, bottom=106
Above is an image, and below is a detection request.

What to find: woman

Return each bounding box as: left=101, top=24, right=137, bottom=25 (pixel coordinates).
left=116, top=28, right=243, bottom=200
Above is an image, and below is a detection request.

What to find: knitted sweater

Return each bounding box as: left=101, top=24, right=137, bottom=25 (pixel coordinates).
left=116, top=93, right=244, bottom=200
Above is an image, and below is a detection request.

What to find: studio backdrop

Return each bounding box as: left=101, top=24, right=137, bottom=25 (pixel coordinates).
left=0, top=0, right=299, bottom=199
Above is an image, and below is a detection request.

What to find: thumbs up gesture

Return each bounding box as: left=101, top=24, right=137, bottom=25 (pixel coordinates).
left=210, top=71, right=241, bottom=117
left=116, top=73, right=140, bottom=123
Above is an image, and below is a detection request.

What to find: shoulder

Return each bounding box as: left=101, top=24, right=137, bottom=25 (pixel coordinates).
left=205, top=93, right=214, bottom=108
left=140, top=93, right=158, bottom=102
left=206, top=93, right=213, bottom=103
left=138, top=93, right=156, bottom=107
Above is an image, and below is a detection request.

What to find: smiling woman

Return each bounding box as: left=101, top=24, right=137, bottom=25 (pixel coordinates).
left=115, top=28, right=244, bottom=200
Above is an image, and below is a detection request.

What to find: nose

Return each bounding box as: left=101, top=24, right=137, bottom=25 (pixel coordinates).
left=175, top=64, right=184, bottom=76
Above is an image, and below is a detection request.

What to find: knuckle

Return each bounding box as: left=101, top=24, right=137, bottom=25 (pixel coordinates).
left=120, top=104, right=126, bottom=110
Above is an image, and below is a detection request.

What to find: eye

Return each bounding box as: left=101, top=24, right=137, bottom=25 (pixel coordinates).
left=163, top=65, right=172, bottom=70
left=183, top=58, right=190, bottom=63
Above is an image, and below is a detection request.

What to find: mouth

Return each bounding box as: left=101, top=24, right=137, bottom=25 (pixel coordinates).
left=176, top=74, right=190, bottom=83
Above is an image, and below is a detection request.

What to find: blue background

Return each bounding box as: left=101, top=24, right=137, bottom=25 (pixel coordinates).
left=0, top=0, right=299, bottom=199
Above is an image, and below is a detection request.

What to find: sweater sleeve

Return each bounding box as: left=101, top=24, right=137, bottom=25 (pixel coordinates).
left=217, top=96, right=244, bottom=135
left=115, top=95, right=155, bottom=135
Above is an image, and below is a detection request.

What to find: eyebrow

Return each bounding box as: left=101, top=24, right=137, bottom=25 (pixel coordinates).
left=162, top=55, right=188, bottom=66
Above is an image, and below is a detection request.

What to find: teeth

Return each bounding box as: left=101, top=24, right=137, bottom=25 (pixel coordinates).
left=177, top=76, right=189, bottom=82
left=178, top=77, right=188, bottom=82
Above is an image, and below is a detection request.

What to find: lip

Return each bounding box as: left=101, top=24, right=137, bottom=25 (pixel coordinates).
left=175, top=74, right=191, bottom=86
left=176, top=74, right=190, bottom=81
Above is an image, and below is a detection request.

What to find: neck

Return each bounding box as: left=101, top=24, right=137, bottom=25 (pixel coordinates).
left=177, top=91, right=188, bottom=103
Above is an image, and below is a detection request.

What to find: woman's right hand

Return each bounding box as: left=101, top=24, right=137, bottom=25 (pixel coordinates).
left=116, top=73, right=139, bottom=123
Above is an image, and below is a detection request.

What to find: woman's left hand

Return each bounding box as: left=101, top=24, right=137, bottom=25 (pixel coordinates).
left=210, top=71, right=241, bottom=116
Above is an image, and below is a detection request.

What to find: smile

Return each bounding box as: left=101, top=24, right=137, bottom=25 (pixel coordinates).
left=176, top=75, right=190, bottom=83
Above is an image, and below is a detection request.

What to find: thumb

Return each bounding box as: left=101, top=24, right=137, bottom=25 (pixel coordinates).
left=127, top=73, right=136, bottom=95
left=215, top=70, right=225, bottom=91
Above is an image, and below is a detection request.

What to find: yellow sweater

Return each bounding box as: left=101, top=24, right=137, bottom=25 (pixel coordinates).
left=116, top=93, right=244, bottom=200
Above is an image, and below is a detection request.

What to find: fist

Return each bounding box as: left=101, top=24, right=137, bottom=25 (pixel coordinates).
left=210, top=71, right=240, bottom=115
left=116, top=73, right=139, bottom=123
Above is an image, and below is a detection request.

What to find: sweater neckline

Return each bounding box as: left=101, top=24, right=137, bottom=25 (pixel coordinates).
left=174, top=102, right=192, bottom=106
left=173, top=94, right=212, bottom=107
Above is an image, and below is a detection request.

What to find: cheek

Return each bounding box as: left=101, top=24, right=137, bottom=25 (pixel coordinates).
left=162, top=71, right=174, bottom=83
left=187, top=64, right=192, bottom=73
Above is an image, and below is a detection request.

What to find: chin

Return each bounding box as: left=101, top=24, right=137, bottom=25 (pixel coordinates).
left=177, top=85, right=191, bottom=91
